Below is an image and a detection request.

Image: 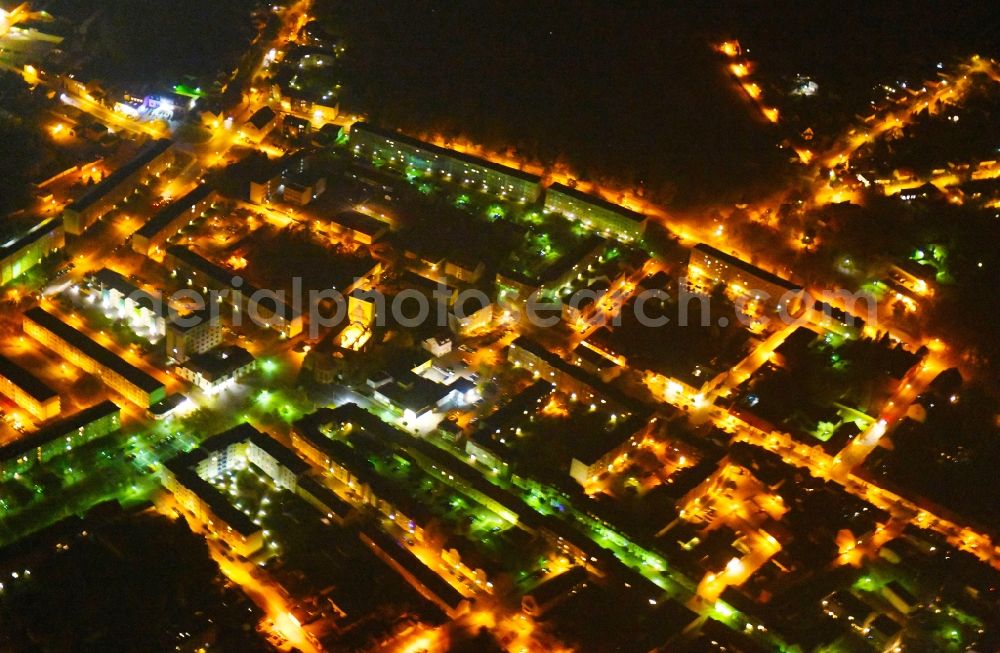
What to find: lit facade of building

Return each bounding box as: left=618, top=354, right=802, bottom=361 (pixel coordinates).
left=92, top=268, right=168, bottom=339
left=325, top=210, right=390, bottom=245
left=0, top=401, right=120, bottom=481
left=360, top=527, right=470, bottom=618
left=567, top=414, right=657, bottom=486
left=0, top=217, right=65, bottom=286
left=164, top=246, right=305, bottom=338
left=176, top=345, right=255, bottom=392
left=245, top=431, right=309, bottom=492
left=350, top=122, right=541, bottom=202
left=162, top=465, right=264, bottom=556
left=241, top=106, right=277, bottom=143
left=448, top=302, right=494, bottom=335
left=23, top=307, right=166, bottom=407
left=161, top=423, right=309, bottom=556
left=165, top=308, right=222, bottom=363
left=465, top=380, right=554, bottom=474
left=508, top=336, right=605, bottom=404
left=62, top=139, right=174, bottom=235
left=543, top=183, right=647, bottom=243
left=688, top=244, right=805, bottom=315
left=131, top=184, right=217, bottom=257
left=507, top=336, right=657, bottom=486
left=0, top=354, right=60, bottom=421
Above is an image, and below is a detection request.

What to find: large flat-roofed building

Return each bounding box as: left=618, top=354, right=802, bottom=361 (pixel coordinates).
left=296, top=475, right=353, bottom=523
left=0, top=401, right=120, bottom=481
left=0, top=217, right=65, bottom=286
left=23, top=307, right=166, bottom=407
left=360, top=525, right=470, bottom=618
left=567, top=412, right=657, bottom=486
left=0, top=354, right=60, bottom=421
left=496, top=235, right=608, bottom=299
left=245, top=428, right=310, bottom=491
left=350, top=122, right=541, bottom=202
left=542, top=183, right=647, bottom=243
left=165, top=307, right=222, bottom=363
left=292, top=404, right=525, bottom=534
left=91, top=268, right=169, bottom=339
left=521, top=566, right=589, bottom=616
left=164, top=246, right=304, bottom=338
left=62, top=139, right=174, bottom=235
left=508, top=336, right=646, bottom=411
left=688, top=244, right=804, bottom=315
left=465, top=380, right=554, bottom=474
left=325, top=210, right=390, bottom=245
left=131, top=184, right=217, bottom=257
left=161, top=422, right=310, bottom=555
left=177, top=345, right=255, bottom=392
left=507, top=336, right=658, bottom=486
left=164, top=466, right=264, bottom=555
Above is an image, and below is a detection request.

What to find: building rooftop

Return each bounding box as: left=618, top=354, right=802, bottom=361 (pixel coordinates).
left=283, top=114, right=311, bottom=130
left=376, top=371, right=452, bottom=415
left=92, top=268, right=168, bottom=318
left=571, top=413, right=647, bottom=467
left=399, top=270, right=457, bottom=296
left=182, top=345, right=255, bottom=383
left=572, top=344, right=616, bottom=371
left=546, top=183, right=647, bottom=224
left=331, top=210, right=389, bottom=237
left=166, top=246, right=302, bottom=319
left=631, top=598, right=700, bottom=651
left=199, top=422, right=263, bottom=455
left=314, top=403, right=410, bottom=446
left=247, top=106, right=277, bottom=131
left=297, top=475, right=352, bottom=520
left=0, top=353, right=58, bottom=403
left=538, top=513, right=609, bottom=564
left=293, top=414, right=355, bottom=461
left=166, top=245, right=236, bottom=287
left=361, top=525, right=467, bottom=610
left=66, top=139, right=173, bottom=213
left=300, top=404, right=535, bottom=524
left=686, top=618, right=772, bottom=653
left=173, top=467, right=260, bottom=537
left=526, top=566, right=589, bottom=608
left=0, top=401, right=119, bottom=462
left=148, top=392, right=188, bottom=417
left=813, top=299, right=866, bottom=332
left=883, top=579, right=918, bottom=606
left=352, top=122, right=541, bottom=185
left=774, top=326, right=818, bottom=361
left=537, top=235, right=607, bottom=285
left=478, top=380, right=554, bottom=436
left=135, top=183, right=214, bottom=240
left=166, top=305, right=216, bottom=333
left=23, top=307, right=165, bottom=394
left=0, top=217, right=62, bottom=261
left=693, top=243, right=802, bottom=292
left=246, top=430, right=310, bottom=477
left=510, top=336, right=648, bottom=414
left=297, top=422, right=432, bottom=525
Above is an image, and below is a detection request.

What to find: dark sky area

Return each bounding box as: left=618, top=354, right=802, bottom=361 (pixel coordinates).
left=323, top=1, right=1000, bottom=207
left=39, top=0, right=258, bottom=82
